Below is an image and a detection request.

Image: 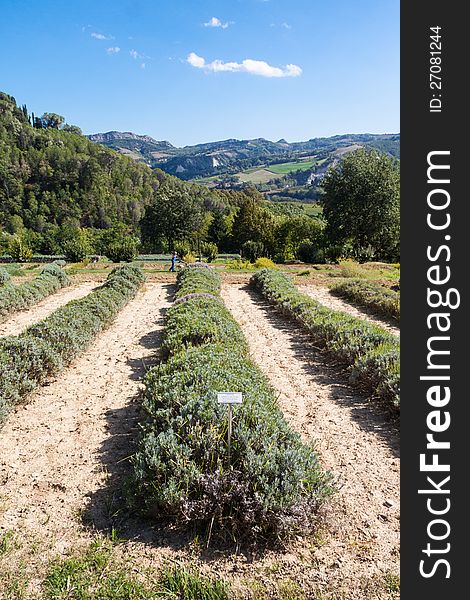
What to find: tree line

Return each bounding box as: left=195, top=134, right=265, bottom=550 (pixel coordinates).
left=0, top=92, right=399, bottom=263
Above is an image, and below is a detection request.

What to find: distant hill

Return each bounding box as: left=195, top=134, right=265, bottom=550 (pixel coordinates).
left=88, top=131, right=400, bottom=181
left=87, top=131, right=177, bottom=163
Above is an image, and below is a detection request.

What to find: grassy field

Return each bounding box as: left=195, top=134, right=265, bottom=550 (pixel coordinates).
left=236, top=168, right=280, bottom=184
left=266, top=159, right=317, bottom=174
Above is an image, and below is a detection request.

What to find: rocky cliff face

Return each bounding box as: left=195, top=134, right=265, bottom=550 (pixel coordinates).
left=88, top=131, right=175, bottom=149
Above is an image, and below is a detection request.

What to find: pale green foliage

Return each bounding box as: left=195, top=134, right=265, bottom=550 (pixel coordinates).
left=0, top=264, right=69, bottom=324
left=331, top=279, right=400, bottom=322
left=0, top=265, right=144, bottom=424
left=252, top=269, right=400, bottom=410
left=133, top=267, right=333, bottom=541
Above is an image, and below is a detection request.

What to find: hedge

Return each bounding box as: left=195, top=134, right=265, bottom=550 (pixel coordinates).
left=330, top=279, right=400, bottom=323
left=0, top=263, right=69, bottom=324
left=0, top=265, right=145, bottom=425
left=251, top=269, right=400, bottom=411
left=133, top=266, right=333, bottom=542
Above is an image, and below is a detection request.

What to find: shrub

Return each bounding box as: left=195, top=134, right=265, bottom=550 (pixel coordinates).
left=225, top=259, right=253, bottom=271
left=182, top=252, right=196, bottom=264
left=0, top=268, right=11, bottom=285
left=330, top=279, right=400, bottom=323
left=201, top=242, right=218, bottom=263
left=174, top=241, right=193, bottom=258
left=8, top=237, right=33, bottom=263
left=251, top=269, right=400, bottom=410
left=105, top=238, right=138, bottom=263
left=0, top=265, right=145, bottom=425
left=175, top=266, right=220, bottom=299
left=63, top=238, right=91, bottom=262
left=0, top=264, right=70, bottom=324
left=241, top=240, right=264, bottom=262
left=296, top=240, right=315, bottom=263
left=41, top=263, right=69, bottom=285
left=253, top=257, right=277, bottom=270
left=133, top=267, right=333, bottom=542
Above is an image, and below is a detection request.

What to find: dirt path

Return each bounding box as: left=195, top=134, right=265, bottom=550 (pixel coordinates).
left=0, top=282, right=172, bottom=589
left=0, top=281, right=98, bottom=337
left=298, top=283, right=400, bottom=336
left=222, top=284, right=400, bottom=599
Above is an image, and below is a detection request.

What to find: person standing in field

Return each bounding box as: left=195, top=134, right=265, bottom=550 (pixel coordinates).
left=169, top=251, right=178, bottom=272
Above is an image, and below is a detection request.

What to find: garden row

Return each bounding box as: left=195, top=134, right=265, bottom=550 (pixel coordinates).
left=330, top=279, right=400, bottom=323
left=0, top=265, right=145, bottom=424
left=133, top=265, right=333, bottom=542
left=251, top=269, right=400, bottom=411
left=0, top=264, right=69, bottom=324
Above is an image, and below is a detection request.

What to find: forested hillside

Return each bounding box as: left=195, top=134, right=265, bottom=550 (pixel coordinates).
left=0, top=92, right=399, bottom=263
left=0, top=92, right=246, bottom=256
left=0, top=92, right=163, bottom=231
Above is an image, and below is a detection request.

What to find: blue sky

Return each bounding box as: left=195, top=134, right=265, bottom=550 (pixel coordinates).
left=0, top=0, right=399, bottom=146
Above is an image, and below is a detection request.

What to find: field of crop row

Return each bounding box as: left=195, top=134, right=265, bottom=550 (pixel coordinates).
left=0, top=263, right=400, bottom=599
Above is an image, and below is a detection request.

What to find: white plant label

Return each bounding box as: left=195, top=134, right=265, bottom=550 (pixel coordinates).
left=217, top=392, right=243, bottom=404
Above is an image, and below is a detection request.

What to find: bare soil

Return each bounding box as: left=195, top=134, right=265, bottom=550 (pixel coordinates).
left=221, top=285, right=400, bottom=599
left=0, top=282, right=399, bottom=599
left=0, top=282, right=172, bottom=594
left=297, top=283, right=400, bottom=336
left=0, top=281, right=98, bottom=337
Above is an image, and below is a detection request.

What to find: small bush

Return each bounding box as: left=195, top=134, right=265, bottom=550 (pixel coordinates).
left=63, top=238, right=91, bottom=262
left=225, top=258, right=253, bottom=271
left=0, top=268, right=11, bottom=285
left=133, top=266, right=333, bottom=542
left=254, top=257, right=276, bottom=269
left=0, top=265, right=145, bottom=425
left=174, top=241, right=193, bottom=258
left=201, top=242, right=218, bottom=263
left=8, top=237, right=33, bottom=263
left=105, top=238, right=138, bottom=263
left=330, top=279, right=400, bottom=323
left=251, top=269, right=400, bottom=411
left=0, top=264, right=70, bottom=324
left=241, top=240, right=264, bottom=262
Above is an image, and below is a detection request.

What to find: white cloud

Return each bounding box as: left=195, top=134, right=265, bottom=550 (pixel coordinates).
left=91, top=32, right=113, bottom=40
left=282, top=22, right=292, bottom=29
left=187, top=52, right=206, bottom=68
left=130, top=49, right=150, bottom=60
left=204, top=16, right=230, bottom=29
left=141, top=62, right=146, bottom=69
left=106, top=46, right=120, bottom=54
left=186, top=53, right=302, bottom=78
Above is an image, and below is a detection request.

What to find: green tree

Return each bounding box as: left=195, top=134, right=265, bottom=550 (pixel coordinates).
left=231, top=195, right=276, bottom=254
left=140, top=183, right=204, bottom=251
left=106, top=238, right=138, bottom=262
left=208, top=211, right=230, bottom=246
left=62, top=229, right=93, bottom=262
left=62, top=124, right=82, bottom=135
left=322, top=149, right=400, bottom=261
left=40, top=112, right=65, bottom=129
